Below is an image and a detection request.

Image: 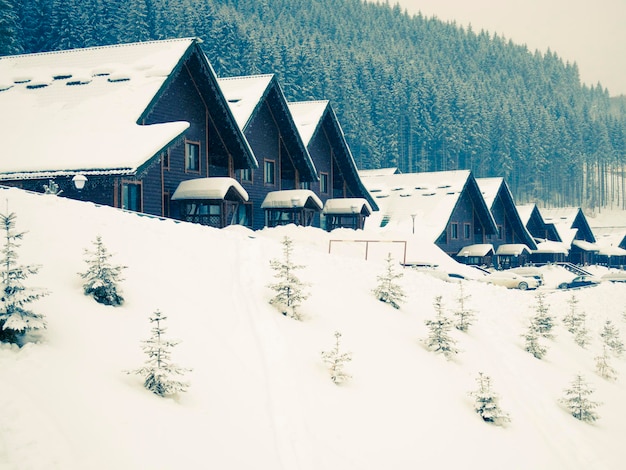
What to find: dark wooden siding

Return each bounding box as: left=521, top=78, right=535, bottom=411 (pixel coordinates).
left=437, top=192, right=480, bottom=256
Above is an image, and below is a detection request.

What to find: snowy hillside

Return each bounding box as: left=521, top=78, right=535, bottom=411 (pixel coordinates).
left=1, top=186, right=625, bottom=470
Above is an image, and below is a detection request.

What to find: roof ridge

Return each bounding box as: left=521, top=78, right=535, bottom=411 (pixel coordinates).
left=217, top=73, right=274, bottom=81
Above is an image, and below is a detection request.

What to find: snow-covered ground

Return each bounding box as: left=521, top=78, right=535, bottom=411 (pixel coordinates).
left=1, top=186, right=625, bottom=470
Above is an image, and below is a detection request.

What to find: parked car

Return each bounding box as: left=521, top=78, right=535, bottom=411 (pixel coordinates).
left=480, top=271, right=540, bottom=290
left=557, top=275, right=601, bottom=290
left=505, top=267, right=544, bottom=286
left=409, top=266, right=467, bottom=283
left=601, top=271, right=626, bottom=283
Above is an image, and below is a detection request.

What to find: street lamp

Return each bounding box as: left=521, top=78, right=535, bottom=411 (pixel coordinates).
left=411, top=213, right=417, bottom=234
left=72, top=174, right=88, bottom=190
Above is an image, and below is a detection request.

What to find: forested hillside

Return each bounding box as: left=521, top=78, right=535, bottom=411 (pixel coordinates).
left=4, top=0, right=626, bottom=209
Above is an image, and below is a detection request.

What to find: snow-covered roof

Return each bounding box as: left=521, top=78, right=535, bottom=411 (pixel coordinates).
left=358, top=168, right=399, bottom=178
left=360, top=169, right=477, bottom=240
left=540, top=207, right=586, bottom=246
left=515, top=204, right=538, bottom=226
left=322, top=198, right=372, bottom=215
left=571, top=240, right=599, bottom=252
left=261, top=190, right=323, bottom=210
left=171, top=177, right=248, bottom=202
left=476, top=177, right=503, bottom=209
left=533, top=240, right=569, bottom=254
left=0, top=38, right=200, bottom=178
left=596, top=244, right=626, bottom=256
left=456, top=244, right=494, bottom=257
left=217, top=74, right=274, bottom=131
left=287, top=100, right=328, bottom=146
left=495, top=244, right=531, bottom=256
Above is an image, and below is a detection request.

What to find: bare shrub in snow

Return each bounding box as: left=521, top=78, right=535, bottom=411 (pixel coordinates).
left=424, top=295, right=458, bottom=359
left=372, top=252, right=405, bottom=309
left=523, top=318, right=548, bottom=359
left=128, top=309, right=190, bottom=397
left=453, top=281, right=475, bottom=332
left=559, top=374, right=600, bottom=422
left=595, top=344, right=617, bottom=381
left=321, top=331, right=352, bottom=384
left=469, top=372, right=510, bottom=425
left=599, top=319, right=624, bottom=357
left=79, top=235, right=126, bottom=306
left=267, top=236, right=309, bottom=320
left=0, top=212, right=48, bottom=344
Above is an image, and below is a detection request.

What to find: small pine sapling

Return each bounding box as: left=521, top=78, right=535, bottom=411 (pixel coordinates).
left=424, top=295, right=458, bottom=359
left=127, top=310, right=190, bottom=397
left=79, top=236, right=127, bottom=306
left=523, top=318, right=548, bottom=359
left=574, top=313, right=591, bottom=348
left=532, top=292, right=555, bottom=339
left=595, top=344, right=617, bottom=381
left=372, top=252, right=405, bottom=309
left=469, top=372, right=510, bottom=425
left=0, top=212, right=48, bottom=344
left=559, top=374, right=601, bottom=422
left=599, top=319, right=624, bottom=357
left=453, top=281, right=475, bottom=332
left=563, top=294, right=582, bottom=334
left=321, top=331, right=352, bottom=385
left=267, top=236, right=309, bottom=320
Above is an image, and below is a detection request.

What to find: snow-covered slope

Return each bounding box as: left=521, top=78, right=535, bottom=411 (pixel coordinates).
left=1, top=187, right=625, bottom=470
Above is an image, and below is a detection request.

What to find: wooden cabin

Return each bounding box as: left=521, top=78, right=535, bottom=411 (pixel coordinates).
left=217, top=74, right=317, bottom=229
left=360, top=169, right=498, bottom=257
left=0, top=38, right=256, bottom=221
left=516, top=204, right=565, bottom=264
left=287, top=100, right=378, bottom=229
left=540, top=207, right=597, bottom=265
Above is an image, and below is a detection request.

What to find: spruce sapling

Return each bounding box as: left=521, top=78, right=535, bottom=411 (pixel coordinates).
left=424, top=295, right=458, bottom=359
left=595, top=344, right=617, bottom=381
left=321, top=331, right=352, bottom=384
left=469, top=372, right=510, bottom=425
left=532, top=291, right=555, bottom=339
left=0, top=212, right=48, bottom=344
left=127, top=310, right=190, bottom=397
left=372, top=252, right=405, bottom=309
left=79, top=235, right=126, bottom=306
left=523, top=318, right=548, bottom=359
left=559, top=374, right=601, bottom=422
left=599, top=319, right=624, bottom=357
left=267, top=236, right=309, bottom=320
left=563, top=294, right=582, bottom=334
left=574, top=313, right=591, bottom=348
left=453, top=281, right=475, bottom=332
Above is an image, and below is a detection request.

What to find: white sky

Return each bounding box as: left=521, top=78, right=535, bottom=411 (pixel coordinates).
left=389, top=0, right=626, bottom=96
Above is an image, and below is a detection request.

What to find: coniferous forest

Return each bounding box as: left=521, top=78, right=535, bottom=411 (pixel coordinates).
left=3, top=0, right=626, bottom=209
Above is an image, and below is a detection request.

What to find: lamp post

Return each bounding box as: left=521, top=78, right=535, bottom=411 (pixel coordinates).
left=72, top=174, right=87, bottom=200
left=411, top=213, right=417, bottom=234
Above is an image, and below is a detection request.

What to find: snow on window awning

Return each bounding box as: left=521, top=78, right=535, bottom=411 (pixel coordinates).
left=456, top=244, right=494, bottom=257
left=261, top=190, right=323, bottom=210
left=322, top=198, right=372, bottom=215
left=495, top=244, right=531, bottom=256
left=171, top=177, right=249, bottom=202
left=571, top=240, right=599, bottom=252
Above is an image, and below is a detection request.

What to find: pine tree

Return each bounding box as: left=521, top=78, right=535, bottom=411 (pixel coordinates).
left=560, top=374, right=600, bottom=422
left=372, top=252, right=405, bottom=309
left=523, top=318, right=548, bottom=359
left=321, top=331, right=352, bottom=385
left=599, top=319, right=624, bottom=357
left=424, top=296, right=458, bottom=359
left=0, top=0, right=23, bottom=55
left=469, top=372, right=510, bottom=425
left=595, top=344, right=617, bottom=381
left=453, top=281, right=475, bottom=332
left=79, top=235, right=126, bottom=306
left=532, top=292, right=555, bottom=339
left=574, top=316, right=591, bottom=348
left=563, top=293, right=582, bottom=334
left=127, top=310, right=190, bottom=397
left=267, top=236, right=309, bottom=320
left=0, top=212, right=48, bottom=344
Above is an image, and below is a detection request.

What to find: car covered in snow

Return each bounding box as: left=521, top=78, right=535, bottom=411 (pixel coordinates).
left=600, top=271, right=626, bottom=283
left=557, top=275, right=601, bottom=290
left=504, top=267, right=544, bottom=286
left=479, top=271, right=540, bottom=290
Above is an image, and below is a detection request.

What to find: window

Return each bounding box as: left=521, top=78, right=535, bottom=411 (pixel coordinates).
left=320, top=172, right=329, bottom=194
left=161, top=149, right=170, bottom=170
left=300, top=181, right=310, bottom=190
left=450, top=222, right=458, bottom=239
left=239, top=168, right=252, bottom=182
left=264, top=160, right=276, bottom=185
left=122, top=182, right=142, bottom=212
left=464, top=223, right=471, bottom=239
left=185, top=141, right=200, bottom=172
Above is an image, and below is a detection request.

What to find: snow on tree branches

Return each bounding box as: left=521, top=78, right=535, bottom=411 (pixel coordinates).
left=79, top=235, right=126, bottom=306
left=559, top=374, right=601, bottom=423
left=321, top=331, right=352, bottom=385
left=562, top=293, right=590, bottom=348
left=469, top=372, right=510, bottom=425
left=267, top=236, right=309, bottom=320
left=127, top=309, right=190, bottom=397
left=0, top=211, right=48, bottom=344
left=523, top=318, right=548, bottom=359
left=599, top=319, right=624, bottom=357
left=453, top=282, right=475, bottom=332
left=372, top=253, right=405, bottom=309
left=532, top=292, right=555, bottom=339
left=424, top=295, right=458, bottom=359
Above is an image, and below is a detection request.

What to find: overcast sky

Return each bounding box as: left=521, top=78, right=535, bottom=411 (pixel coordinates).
left=388, top=0, right=626, bottom=96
